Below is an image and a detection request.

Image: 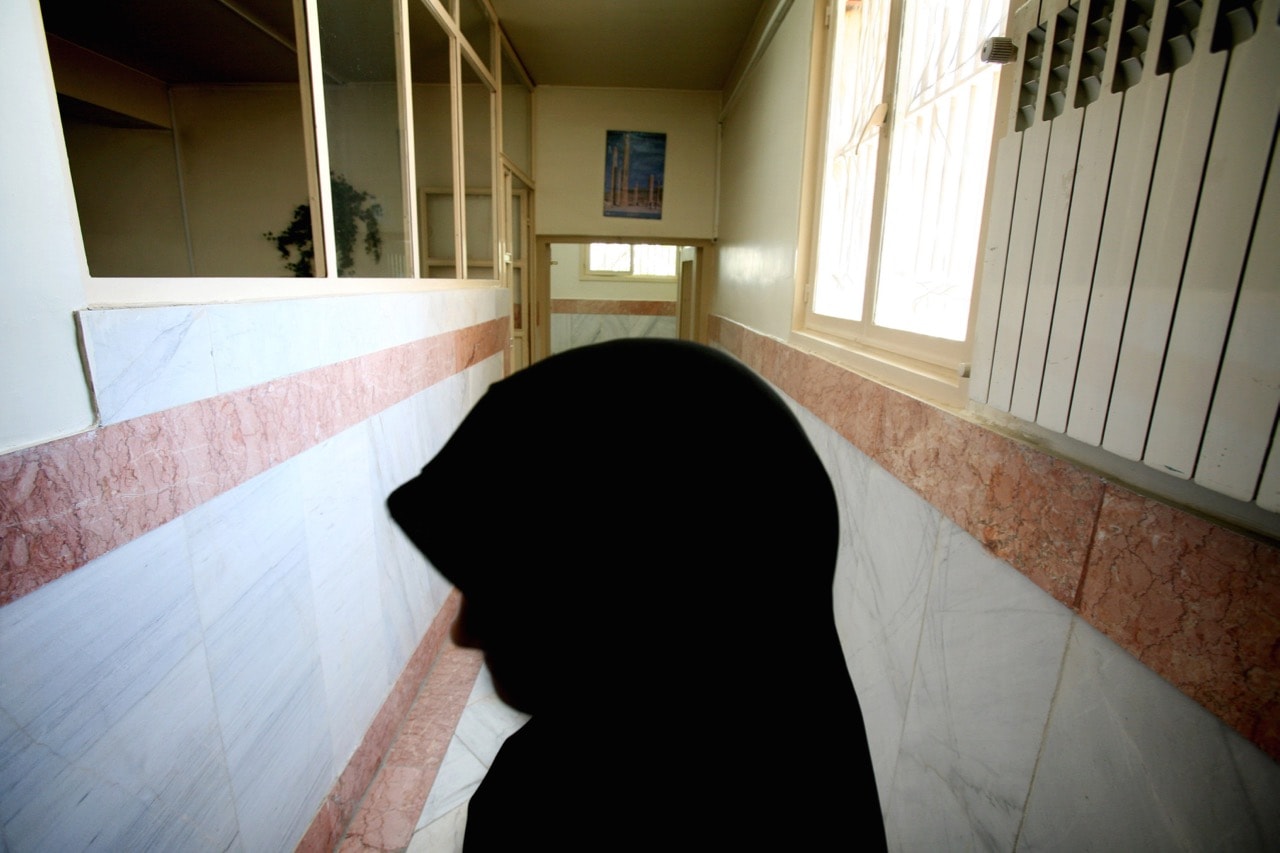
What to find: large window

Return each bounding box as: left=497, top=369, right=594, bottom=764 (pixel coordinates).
left=806, top=0, right=1008, bottom=372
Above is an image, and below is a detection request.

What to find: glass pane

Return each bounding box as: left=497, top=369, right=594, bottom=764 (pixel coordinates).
left=509, top=189, right=524, bottom=261
left=410, top=0, right=456, bottom=277
left=459, top=0, right=495, bottom=74
left=589, top=243, right=632, bottom=272
left=501, top=51, right=533, bottom=176
left=633, top=245, right=678, bottom=277
left=423, top=192, right=455, bottom=260
left=318, top=0, right=410, bottom=278
left=461, top=55, right=496, bottom=279
left=464, top=191, right=494, bottom=263
left=42, top=0, right=311, bottom=277
left=874, top=0, right=1007, bottom=340
left=811, top=0, right=890, bottom=319
left=58, top=101, right=190, bottom=276
left=507, top=177, right=528, bottom=331
left=511, top=265, right=524, bottom=330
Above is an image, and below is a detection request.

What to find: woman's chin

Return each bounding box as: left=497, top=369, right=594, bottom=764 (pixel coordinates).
left=485, top=655, right=540, bottom=715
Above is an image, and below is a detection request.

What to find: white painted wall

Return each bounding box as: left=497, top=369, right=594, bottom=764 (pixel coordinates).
left=533, top=86, right=719, bottom=239
left=710, top=0, right=813, bottom=342
left=0, top=0, right=95, bottom=453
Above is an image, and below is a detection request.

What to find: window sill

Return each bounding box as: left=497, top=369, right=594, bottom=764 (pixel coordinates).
left=789, top=328, right=969, bottom=410
left=84, top=275, right=504, bottom=308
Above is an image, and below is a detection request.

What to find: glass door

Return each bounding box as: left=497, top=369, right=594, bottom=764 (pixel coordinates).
left=503, top=166, right=531, bottom=369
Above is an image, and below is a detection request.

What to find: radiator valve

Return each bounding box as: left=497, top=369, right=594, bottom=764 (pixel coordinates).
left=981, top=36, right=1018, bottom=64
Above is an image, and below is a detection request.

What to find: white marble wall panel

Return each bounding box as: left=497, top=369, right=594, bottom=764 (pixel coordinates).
left=552, top=313, right=677, bottom=353
left=72, top=648, right=239, bottom=851
left=79, top=288, right=508, bottom=425
left=550, top=314, right=572, bottom=354
left=1018, top=619, right=1280, bottom=851
left=298, top=424, right=391, bottom=777
left=0, top=520, right=239, bottom=851
left=78, top=304, right=219, bottom=424
left=0, top=358, right=498, bottom=850
left=845, top=473, right=941, bottom=812
left=785, top=387, right=1279, bottom=851
left=185, top=460, right=333, bottom=853
left=793, top=397, right=932, bottom=810
left=367, top=358, right=502, bottom=667
left=884, top=521, right=1072, bottom=851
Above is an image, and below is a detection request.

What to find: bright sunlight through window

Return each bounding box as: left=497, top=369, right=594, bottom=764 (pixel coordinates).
left=811, top=0, right=1007, bottom=344
left=586, top=243, right=678, bottom=278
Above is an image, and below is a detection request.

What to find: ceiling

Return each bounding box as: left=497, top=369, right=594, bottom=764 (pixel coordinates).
left=490, top=0, right=768, bottom=89
left=40, top=0, right=769, bottom=91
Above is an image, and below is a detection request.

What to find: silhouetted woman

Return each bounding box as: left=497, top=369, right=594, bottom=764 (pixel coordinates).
left=389, top=338, right=886, bottom=850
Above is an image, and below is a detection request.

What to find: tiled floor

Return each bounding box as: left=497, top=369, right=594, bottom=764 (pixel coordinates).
left=336, top=642, right=528, bottom=853
left=406, top=666, right=528, bottom=851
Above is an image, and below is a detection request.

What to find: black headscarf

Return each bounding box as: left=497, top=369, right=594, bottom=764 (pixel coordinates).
left=389, top=339, right=885, bottom=850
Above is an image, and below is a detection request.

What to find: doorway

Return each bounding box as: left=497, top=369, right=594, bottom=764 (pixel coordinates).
left=532, top=239, right=702, bottom=363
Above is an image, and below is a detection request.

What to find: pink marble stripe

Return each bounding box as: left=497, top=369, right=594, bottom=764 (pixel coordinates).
left=1079, top=487, right=1280, bottom=758
left=719, top=317, right=1101, bottom=605
left=550, top=298, right=676, bottom=316
left=710, top=315, right=1280, bottom=762
left=0, top=319, right=508, bottom=606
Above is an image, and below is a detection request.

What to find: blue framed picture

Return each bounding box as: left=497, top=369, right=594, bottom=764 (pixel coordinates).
left=603, top=130, right=666, bottom=220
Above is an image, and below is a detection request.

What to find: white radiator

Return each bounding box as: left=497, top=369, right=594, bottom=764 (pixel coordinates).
left=970, top=0, right=1280, bottom=511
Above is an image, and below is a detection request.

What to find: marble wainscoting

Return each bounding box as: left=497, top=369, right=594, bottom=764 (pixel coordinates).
left=1, top=309, right=508, bottom=604
left=78, top=290, right=508, bottom=426
left=1, top=288, right=510, bottom=852
left=549, top=298, right=677, bottom=354
left=792, top=398, right=1280, bottom=851
left=713, top=307, right=1280, bottom=849
left=0, top=359, right=503, bottom=852
left=712, top=315, right=1280, bottom=765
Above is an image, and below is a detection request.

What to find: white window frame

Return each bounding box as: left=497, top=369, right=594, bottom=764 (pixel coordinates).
left=797, top=0, right=1011, bottom=398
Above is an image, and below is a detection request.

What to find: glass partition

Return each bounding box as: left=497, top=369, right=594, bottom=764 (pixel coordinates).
left=507, top=174, right=529, bottom=327
left=501, top=49, right=533, bottom=177
left=317, top=0, right=411, bottom=277
left=44, top=0, right=520, bottom=288
left=460, top=53, right=496, bottom=280
left=41, top=0, right=312, bottom=277
left=505, top=169, right=531, bottom=368
left=410, top=0, right=458, bottom=277
left=459, top=0, right=495, bottom=74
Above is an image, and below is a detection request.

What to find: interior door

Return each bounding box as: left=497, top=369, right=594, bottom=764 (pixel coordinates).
left=502, top=167, right=531, bottom=370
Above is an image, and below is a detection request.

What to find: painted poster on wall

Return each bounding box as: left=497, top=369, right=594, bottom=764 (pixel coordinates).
left=603, top=130, right=666, bottom=220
